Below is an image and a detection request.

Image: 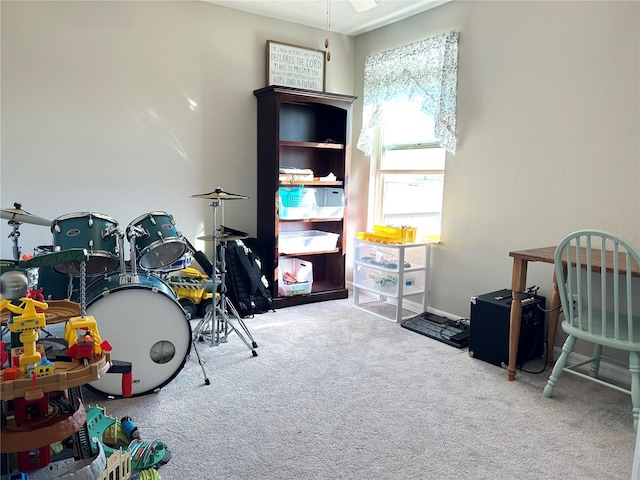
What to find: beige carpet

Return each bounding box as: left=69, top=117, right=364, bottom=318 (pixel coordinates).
left=82, top=297, right=636, bottom=479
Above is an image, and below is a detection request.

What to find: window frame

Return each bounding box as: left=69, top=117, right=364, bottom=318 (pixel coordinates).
left=368, top=123, right=446, bottom=241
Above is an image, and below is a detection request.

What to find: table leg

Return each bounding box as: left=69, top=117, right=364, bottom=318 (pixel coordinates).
left=508, top=258, right=528, bottom=381
left=546, top=268, right=562, bottom=367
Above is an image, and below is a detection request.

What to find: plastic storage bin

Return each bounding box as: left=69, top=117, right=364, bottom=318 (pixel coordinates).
left=279, top=230, right=340, bottom=254
left=311, top=187, right=344, bottom=219
left=278, top=258, right=313, bottom=296
left=353, top=264, right=423, bottom=297
left=279, top=186, right=316, bottom=219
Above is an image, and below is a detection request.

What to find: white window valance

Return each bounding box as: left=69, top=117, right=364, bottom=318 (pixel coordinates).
left=357, top=31, right=459, bottom=155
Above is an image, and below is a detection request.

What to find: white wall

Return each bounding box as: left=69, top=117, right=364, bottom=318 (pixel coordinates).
left=2, top=1, right=639, bottom=353
left=351, top=1, right=640, bottom=325
left=0, top=1, right=355, bottom=261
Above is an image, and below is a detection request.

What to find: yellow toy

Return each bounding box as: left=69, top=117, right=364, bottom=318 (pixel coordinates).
left=0, top=296, right=48, bottom=375
left=64, top=315, right=107, bottom=357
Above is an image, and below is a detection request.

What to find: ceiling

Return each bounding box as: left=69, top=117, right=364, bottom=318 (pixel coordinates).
left=203, top=0, right=449, bottom=36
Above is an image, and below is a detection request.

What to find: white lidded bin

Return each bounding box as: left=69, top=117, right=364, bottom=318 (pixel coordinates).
left=311, top=187, right=344, bottom=219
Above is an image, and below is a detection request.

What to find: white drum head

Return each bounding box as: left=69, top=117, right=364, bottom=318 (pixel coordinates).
left=87, top=284, right=191, bottom=396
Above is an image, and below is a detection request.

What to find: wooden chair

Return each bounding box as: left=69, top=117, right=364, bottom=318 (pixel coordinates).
left=543, top=230, right=640, bottom=432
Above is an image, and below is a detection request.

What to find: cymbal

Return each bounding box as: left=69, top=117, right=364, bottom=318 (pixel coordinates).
left=191, top=187, right=248, bottom=200
left=1, top=203, right=51, bottom=226
left=197, top=233, right=248, bottom=242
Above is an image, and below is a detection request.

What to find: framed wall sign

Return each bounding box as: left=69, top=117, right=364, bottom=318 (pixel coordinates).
left=267, top=40, right=326, bottom=91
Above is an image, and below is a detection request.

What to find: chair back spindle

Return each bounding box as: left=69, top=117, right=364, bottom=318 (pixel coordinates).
left=555, top=231, right=640, bottom=345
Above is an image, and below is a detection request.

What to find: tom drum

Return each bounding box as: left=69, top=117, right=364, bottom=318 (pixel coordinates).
left=51, top=212, right=120, bottom=276
left=127, top=212, right=186, bottom=271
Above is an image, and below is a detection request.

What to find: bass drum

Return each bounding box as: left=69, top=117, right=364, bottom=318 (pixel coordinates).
left=84, top=273, right=191, bottom=397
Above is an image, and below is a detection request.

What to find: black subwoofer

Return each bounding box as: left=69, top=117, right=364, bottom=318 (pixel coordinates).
left=469, top=288, right=545, bottom=368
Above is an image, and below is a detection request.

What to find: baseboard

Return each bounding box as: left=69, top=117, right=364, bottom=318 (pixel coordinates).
left=426, top=306, right=466, bottom=322
left=345, top=284, right=631, bottom=386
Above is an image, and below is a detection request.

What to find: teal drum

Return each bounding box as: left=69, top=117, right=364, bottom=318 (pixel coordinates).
left=51, top=212, right=120, bottom=277
left=33, top=245, right=78, bottom=300
left=127, top=211, right=186, bottom=271
left=83, top=272, right=191, bottom=397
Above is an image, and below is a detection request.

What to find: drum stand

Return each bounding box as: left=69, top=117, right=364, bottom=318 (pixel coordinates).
left=191, top=197, right=258, bottom=357
left=8, top=221, right=22, bottom=261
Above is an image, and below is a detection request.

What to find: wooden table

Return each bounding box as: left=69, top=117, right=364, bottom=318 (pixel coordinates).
left=507, top=246, right=640, bottom=381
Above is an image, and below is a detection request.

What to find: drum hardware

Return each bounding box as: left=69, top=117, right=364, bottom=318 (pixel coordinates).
left=190, top=187, right=258, bottom=381
left=7, top=219, right=22, bottom=261
left=198, top=225, right=249, bottom=243
left=120, top=226, right=142, bottom=285
left=190, top=187, right=249, bottom=201
left=197, top=233, right=248, bottom=243
left=1, top=202, right=52, bottom=226
left=2, top=202, right=52, bottom=261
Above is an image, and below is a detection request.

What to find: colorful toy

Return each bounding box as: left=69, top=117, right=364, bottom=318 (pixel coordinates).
left=283, top=272, right=298, bottom=284
left=86, top=406, right=170, bottom=472
left=120, top=416, right=141, bottom=441
left=129, top=439, right=170, bottom=471
left=0, top=340, right=8, bottom=367
left=25, top=356, right=55, bottom=378
left=64, top=316, right=112, bottom=358
left=135, top=468, right=162, bottom=480
left=1, top=296, right=48, bottom=376
left=166, top=267, right=214, bottom=318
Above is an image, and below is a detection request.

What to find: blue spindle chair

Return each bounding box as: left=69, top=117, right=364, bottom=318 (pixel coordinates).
left=543, top=230, right=640, bottom=432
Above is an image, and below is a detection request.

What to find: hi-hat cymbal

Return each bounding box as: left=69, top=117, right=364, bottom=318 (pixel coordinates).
left=1, top=203, right=51, bottom=226
left=197, top=233, right=248, bottom=242
left=191, top=187, right=248, bottom=200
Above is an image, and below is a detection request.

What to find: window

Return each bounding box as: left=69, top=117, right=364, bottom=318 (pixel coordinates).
left=369, top=98, right=445, bottom=242
left=356, top=31, right=458, bottom=243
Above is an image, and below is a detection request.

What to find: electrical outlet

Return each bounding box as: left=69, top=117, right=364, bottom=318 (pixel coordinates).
left=572, top=294, right=579, bottom=313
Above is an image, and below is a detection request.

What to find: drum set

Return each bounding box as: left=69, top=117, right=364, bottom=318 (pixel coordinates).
left=1, top=194, right=258, bottom=398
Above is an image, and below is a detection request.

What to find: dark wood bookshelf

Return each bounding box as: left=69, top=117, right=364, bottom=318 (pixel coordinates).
left=253, top=86, right=357, bottom=308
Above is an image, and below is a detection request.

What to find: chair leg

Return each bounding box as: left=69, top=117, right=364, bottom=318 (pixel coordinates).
left=544, top=335, right=576, bottom=398
left=590, top=344, right=603, bottom=379
left=629, top=351, right=640, bottom=433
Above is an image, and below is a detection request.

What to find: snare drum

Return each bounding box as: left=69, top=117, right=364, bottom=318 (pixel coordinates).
left=84, top=273, right=191, bottom=397
left=51, top=212, right=120, bottom=276
left=127, top=211, right=186, bottom=271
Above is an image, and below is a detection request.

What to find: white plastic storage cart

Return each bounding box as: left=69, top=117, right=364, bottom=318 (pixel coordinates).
left=352, top=238, right=431, bottom=322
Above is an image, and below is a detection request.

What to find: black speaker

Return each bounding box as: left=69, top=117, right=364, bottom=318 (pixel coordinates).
left=469, top=288, right=545, bottom=368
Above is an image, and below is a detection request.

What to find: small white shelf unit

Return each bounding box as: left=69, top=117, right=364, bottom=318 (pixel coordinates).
left=352, top=238, right=431, bottom=322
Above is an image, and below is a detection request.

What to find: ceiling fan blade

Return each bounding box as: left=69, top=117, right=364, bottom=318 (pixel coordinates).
left=348, top=0, right=378, bottom=13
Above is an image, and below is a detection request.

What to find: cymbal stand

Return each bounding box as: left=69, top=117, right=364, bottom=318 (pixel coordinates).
left=191, top=198, right=257, bottom=356
left=7, top=220, right=22, bottom=261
